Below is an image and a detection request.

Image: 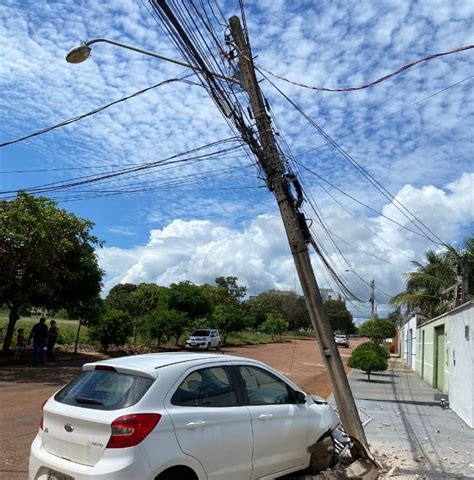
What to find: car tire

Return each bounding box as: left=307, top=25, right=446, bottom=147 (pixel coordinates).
left=308, top=434, right=335, bottom=473
left=206, top=343, right=210, bottom=351
left=156, top=466, right=198, bottom=480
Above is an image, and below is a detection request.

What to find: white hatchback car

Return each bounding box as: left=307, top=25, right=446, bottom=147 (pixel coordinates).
left=30, top=353, right=346, bottom=480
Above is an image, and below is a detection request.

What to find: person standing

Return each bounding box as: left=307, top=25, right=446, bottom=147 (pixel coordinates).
left=47, top=320, right=59, bottom=363
left=14, top=328, right=25, bottom=360
left=29, top=317, right=48, bottom=366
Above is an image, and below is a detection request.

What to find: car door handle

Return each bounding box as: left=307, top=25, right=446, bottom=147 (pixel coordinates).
left=258, top=414, right=273, bottom=421
left=185, top=421, right=206, bottom=430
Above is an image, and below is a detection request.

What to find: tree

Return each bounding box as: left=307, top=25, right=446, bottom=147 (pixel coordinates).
left=133, top=283, right=168, bottom=316
left=106, top=283, right=138, bottom=314
left=359, top=318, right=396, bottom=344
left=260, top=313, right=289, bottom=339
left=387, top=307, right=403, bottom=327
left=210, top=304, right=247, bottom=343
left=279, top=292, right=311, bottom=330
left=246, top=290, right=310, bottom=330
left=324, top=299, right=356, bottom=334
left=390, top=236, right=473, bottom=318
left=247, top=291, right=283, bottom=327
left=0, top=192, right=103, bottom=352
left=67, top=295, right=106, bottom=353
left=348, top=342, right=388, bottom=381
left=131, top=283, right=169, bottom=343
left=168, top=281, right=213, bottom=320
left=89, top=309, right=133, bottom=352
left=214, top=276, right=247, bottom=304
left=139, top=308, right=186, bottom=347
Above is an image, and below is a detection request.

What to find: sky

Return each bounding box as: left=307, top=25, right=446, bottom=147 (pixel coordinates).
left=0, top=0, right=473, bottom=319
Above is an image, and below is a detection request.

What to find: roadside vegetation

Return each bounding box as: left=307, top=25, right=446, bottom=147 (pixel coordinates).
left=0, top=275, right=360, bottom=355
left=348, top=317, right=394, bottom=380
left=390, top=234, right=473, bottom=318
left=1, top=192, right=363, bottom=356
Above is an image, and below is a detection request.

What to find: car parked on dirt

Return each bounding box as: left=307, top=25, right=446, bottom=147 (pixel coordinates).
left=185, top=329, right=221, bottom=351
left=30, top=353, right=346, bottom=480
left=334, top=334, right=350, bottom=348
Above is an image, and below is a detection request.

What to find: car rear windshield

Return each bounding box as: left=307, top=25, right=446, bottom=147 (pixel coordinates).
left=54, top=370, right=154, bottom=410
left=191, top=330, right=210, bottom=336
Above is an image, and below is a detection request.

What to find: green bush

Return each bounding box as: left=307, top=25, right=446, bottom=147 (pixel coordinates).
left=210, top=304, right=247, bottom=343
left=348, top=342, right=388, bottom=381
left=260, top=313, right=289, bottom=339
left=88, top=309, right=133, bottom=352
left=139, top=308, right=187, bottom=347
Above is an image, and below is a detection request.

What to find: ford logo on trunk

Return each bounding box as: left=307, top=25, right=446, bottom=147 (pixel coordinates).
left=64, top=424, right=74, bottom=433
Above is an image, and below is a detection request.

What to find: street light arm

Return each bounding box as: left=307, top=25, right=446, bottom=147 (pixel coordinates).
left=76, top=38, right=239, bottom=84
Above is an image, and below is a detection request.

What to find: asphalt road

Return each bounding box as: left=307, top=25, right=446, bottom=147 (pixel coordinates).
left=0, top=338, right=361, bottom=479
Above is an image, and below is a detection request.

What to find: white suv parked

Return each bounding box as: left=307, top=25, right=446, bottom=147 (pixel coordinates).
left=29, top=353, right=345, bottom=480
left=185, top=329, right=221, bottom=350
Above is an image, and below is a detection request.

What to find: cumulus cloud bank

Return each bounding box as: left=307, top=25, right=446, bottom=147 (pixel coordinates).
left=1, top=1, right=473, bottom=318
left=98, top=173, right=473, bottom=317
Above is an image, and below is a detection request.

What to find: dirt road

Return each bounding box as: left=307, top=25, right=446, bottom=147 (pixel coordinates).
left=0, top=338, right=362, bottom=479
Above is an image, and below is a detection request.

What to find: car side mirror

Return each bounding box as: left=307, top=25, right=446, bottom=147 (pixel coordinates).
left=294, top=391, right=306, bottom=404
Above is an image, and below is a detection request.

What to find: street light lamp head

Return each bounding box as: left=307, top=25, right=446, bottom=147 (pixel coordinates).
left=65, top=45, right=92, bottom=64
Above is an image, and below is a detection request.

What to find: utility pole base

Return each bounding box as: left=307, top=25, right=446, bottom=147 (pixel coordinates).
left=344, top=458, right=380, bottom=479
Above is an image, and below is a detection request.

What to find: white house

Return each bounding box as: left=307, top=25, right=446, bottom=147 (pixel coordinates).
left=401, top=314, right=417, bottom=370
left=448, top=302, right=474, bottom=428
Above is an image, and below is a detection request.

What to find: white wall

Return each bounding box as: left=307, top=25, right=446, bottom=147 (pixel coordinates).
left=402, top=315, right=417, bottom=370
left=449, top=302, right=474, bottom=428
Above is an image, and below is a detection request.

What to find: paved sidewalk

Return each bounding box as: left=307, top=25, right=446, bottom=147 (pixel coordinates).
left=338, top=359, right=474, bottom=479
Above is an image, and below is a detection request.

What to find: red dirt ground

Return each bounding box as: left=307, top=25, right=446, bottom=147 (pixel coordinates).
left=0, top=337, right=363, bottom=479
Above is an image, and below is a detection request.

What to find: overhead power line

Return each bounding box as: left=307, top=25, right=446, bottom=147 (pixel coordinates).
left=292, top=159, right=444, bottom=241
left=295, top=74, right=474, bottom=159
left=0, top=75, right=198, bottom=149
left=258, top=44, right=474, bottom=92
left=0, top=138, right=242, bottom=198
left=261, top=70, right=449, bottom=248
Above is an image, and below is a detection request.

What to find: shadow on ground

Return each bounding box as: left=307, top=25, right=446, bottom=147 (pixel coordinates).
left=357, top=378, right=393, bottom=384
left=0, top=353, right=103, bottom=386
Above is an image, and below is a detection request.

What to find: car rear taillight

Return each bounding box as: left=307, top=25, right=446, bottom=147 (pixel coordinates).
left=106, top=414, right=161, bottom=448
left=39, top=399, right=47, bottom=430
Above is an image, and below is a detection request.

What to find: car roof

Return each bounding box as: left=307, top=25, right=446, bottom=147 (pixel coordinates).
left=83, top=352, right=245, bottom=376
left=82, top=352, right=302, bottom=391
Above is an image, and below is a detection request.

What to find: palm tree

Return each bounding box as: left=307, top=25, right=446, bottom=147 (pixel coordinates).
left=391, top=234, right=473, bottom=318
left=391, top=251, right=455, bottom=318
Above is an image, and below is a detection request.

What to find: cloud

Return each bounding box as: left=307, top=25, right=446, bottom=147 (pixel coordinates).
left=1, top=1, right=473, bottom=321
left=98, top=214, right=294, bottom=295
left=106, top=226, right=137, bottom=236
left=98, top=173, right=473, bottom=318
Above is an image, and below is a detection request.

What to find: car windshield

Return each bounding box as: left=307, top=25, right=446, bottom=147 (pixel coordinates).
left=191, top=330, right=210, bottom=336
left=54, top=370, right=154, bottom=410
left=336, top=335, right=346, bottom=339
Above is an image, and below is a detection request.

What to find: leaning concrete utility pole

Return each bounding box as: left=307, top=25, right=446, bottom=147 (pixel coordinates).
left=229, top=16, right=374, bottom=462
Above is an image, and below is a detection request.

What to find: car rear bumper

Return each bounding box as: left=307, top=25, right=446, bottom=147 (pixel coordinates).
left=29, top=434, right=151, bottom=480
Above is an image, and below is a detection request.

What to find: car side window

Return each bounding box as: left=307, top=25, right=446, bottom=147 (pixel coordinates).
left=171, top=366, right=238, bottom=407
left=238, top=366, right=293, bottom=405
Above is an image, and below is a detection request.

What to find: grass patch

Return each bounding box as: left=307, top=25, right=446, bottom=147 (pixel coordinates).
left=0, top=315, right=89, bottom=345
left=225, top=331, right=278, bottom=346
